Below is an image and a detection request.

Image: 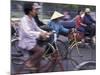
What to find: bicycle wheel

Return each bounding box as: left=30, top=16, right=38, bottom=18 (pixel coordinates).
left=11, top=39, right=24, bottom=65
left=40, top=43, right=65, bottom=72
left=63, top=57, right=79, bottom=71
left=11, top=39, right=23, bottom=74
left=68, top=41, right=94, bottom=58
left=75, top=61, right=96, bottom=70
left=56, top=39, right=78, bottom=71
left=11, top=39, right=32, bottom=74
left=11, top=38, right=23, bottom=56
left=56, top=39, right=69, bottom=59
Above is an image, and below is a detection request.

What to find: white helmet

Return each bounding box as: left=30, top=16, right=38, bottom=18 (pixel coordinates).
left=50, top=11, right=64, bottom=20
left=85, top=8, right=91, bottom=13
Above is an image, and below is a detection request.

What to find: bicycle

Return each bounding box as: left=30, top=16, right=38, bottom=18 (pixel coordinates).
left=65, top=27, right=96, bottom=58
left=56, top=28, right=96, bottom=69
left=66, top=28, right=96, bottom=71
left=11, top=30, right=78, bottom=74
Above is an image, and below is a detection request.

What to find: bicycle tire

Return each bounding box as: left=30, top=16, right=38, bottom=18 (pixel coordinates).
left=63, top=57, right=79, bottom=71
left=75, top=61, right=96, bottom=70
left=40, top=43, right=65, bottom=72
left=56, top=39, right=69, bottom=59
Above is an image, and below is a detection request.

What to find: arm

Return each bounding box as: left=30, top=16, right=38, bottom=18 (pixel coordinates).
left=60, top=24, right=69, bottom=33
left=76, top=16, right=87, bottom=27
left=32, top=18, right=47, bottom=33
left=89, top=15, right=96, bottom=23
left=83, top=15, right=95, bottom=25
left=34, top=22, right=47, bottom=33
left=48, top=21, right=53, bottom=30
left=80, top=23, right=87, bottom=26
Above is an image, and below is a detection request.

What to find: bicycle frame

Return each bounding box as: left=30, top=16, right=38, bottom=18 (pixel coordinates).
left=68, top=28, right=83, bottom=56
left=42, top=30, right=59, bottom=57
left=41, top=30, right=64, bottom=71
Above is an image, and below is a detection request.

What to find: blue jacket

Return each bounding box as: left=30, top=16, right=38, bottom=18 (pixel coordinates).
left=48, top=21, right=69, bottom=35
left=83, top=14, right=96, bottom=25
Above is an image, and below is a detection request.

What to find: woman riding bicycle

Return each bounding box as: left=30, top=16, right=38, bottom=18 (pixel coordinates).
left=73, top=9, right=87, bottom=42
left=48, top=11, right=69, bottom=37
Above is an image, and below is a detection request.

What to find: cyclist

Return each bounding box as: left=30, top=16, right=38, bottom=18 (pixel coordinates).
left=83, top=8, right=96, bottom=38
left=18, top=3, right=51, bottom=71
left=75, top=9, right=87, bottom=33
left=73, top=9, right=87, bottom=42
left=48, top=11, right=69, bottom=36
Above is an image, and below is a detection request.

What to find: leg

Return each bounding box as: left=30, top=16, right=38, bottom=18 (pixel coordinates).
left=90, top=25, right=95, bottom=38
left=25, top=45, right=45, bottom=70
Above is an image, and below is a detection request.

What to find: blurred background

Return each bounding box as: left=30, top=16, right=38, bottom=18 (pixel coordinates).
left=11, top=0, right=96, bottom=24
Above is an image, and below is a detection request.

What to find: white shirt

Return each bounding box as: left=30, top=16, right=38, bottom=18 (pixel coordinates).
left=18, top=15, right=46, bottom=50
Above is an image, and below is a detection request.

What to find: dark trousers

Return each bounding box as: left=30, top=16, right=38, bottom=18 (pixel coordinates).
left=84, top=25, right=95, bottom=37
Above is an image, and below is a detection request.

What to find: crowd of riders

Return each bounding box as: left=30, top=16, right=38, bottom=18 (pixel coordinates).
left=11, top=2, right=96, bottom=71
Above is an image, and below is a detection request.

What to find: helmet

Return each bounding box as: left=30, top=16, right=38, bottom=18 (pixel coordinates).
left=85, top=8, right=91, bottom=13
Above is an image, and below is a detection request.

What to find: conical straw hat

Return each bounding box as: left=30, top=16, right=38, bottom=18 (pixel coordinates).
left=50, top=11, right=64, bottom=20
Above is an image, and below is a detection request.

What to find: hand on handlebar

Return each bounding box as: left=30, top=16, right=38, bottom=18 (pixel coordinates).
left=71, top=28, right=77, bottom=32
left=40, top=32, right=52, bottom=40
